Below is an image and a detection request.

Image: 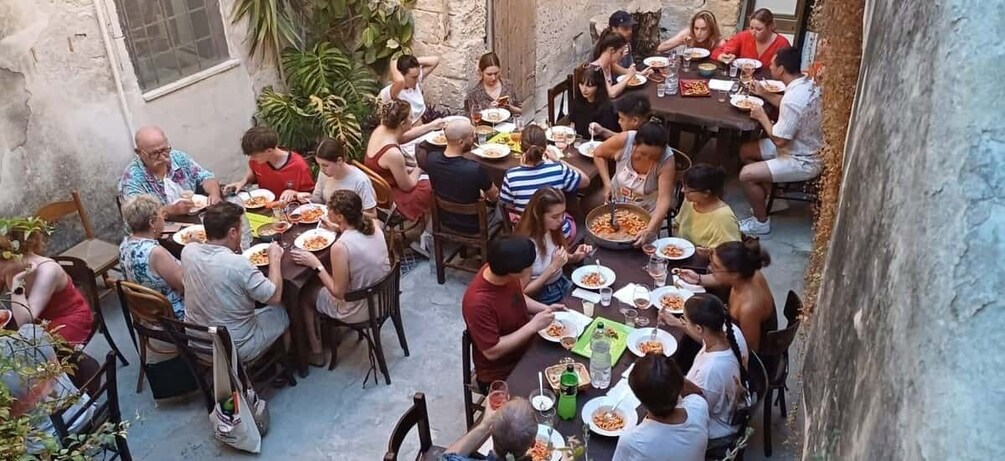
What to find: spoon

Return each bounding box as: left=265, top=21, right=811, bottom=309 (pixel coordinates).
left=603, top=390, right=630, bottom=419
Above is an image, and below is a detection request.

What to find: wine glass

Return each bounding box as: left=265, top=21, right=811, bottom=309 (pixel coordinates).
left=488, top=381, right=510, bottom=410
left=633, top=284, right=651, bottom=311
left=641, top=236, right=657, bottom=257
left=560, top=335, right=577, bottom=362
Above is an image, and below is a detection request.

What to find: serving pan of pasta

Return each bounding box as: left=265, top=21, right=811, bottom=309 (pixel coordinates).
left=581, top=396, right=638, bottom=437
left=585, top=203, right=652, bottom=250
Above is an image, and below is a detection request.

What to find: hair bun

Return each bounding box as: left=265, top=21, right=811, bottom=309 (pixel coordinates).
left=743, top=237, right=771, bottom=269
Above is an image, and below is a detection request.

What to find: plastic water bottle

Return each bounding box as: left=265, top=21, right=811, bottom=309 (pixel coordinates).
left=589, top=323, right=612, bottom=389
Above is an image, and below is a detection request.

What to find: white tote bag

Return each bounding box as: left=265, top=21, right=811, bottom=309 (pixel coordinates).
left=208, top=327, right=270, bottom=453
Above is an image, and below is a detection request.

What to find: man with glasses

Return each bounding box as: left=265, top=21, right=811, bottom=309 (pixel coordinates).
left=118, top=126, right=223, bottom=216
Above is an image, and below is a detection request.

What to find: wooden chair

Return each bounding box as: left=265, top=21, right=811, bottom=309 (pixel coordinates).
left=53, top=256, right=128, bottom=366
left=430, top=197, right=501, bottom=285
left=383, top=393, right=446, bottom=461
left=707, top=352, right=769, bottom=460
left=50, top=351, right=132, bottom=461
left=783, top=290, right=804, bottom=325
left=354, top=160, right=422, bottom=257
left=547, top=73, right=574, bottom=126
left=321, top=259, right=409, bottom=385
left=36, top=191, right=120, bottom=290
left=662, top=149, right=693, bottom=237
left=116, top=281, right=178, bottom=393
left=498, top=202, right=520, bottom=235
left=758, top=320, right=802, bottom=457
left=159, top=319, right=295, bottom=412
left=767, top=176, right=821, bottom=215
left=461, top=330, right=486, bottom=430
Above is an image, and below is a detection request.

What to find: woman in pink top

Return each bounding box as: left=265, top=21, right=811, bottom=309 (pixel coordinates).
left=713, top=9, right=791, bottom=69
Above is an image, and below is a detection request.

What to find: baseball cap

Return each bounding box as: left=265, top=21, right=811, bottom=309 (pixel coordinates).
left=609, top=10, right=637, bottom=28
left=487, top=237, right=537, bottom=275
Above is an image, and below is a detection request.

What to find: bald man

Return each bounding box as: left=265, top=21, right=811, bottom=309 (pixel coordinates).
left=118, top=126, right=222, bottom=216
left=423, top=119, right=499, bottom=234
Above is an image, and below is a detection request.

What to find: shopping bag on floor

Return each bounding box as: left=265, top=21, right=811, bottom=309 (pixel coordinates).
left=208, top=327, right=270, bottom=453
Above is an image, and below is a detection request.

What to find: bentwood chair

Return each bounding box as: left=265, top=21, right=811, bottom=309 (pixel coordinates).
left=36, top=191, right=120, bottom=291
left=430, top=197, right=501, bottom=285
left=355, top=160, right=422, bottom=257
left=50, top=351, right=133, bottom=461
left=53, top=256, right=129, bottom=366
left=383, top=393, right=447, bottom=461
left=320, top=259, right=408, bottom=385
left=546, top=73, right=574, bottom=126
left=758, top=320, right=802, bottom=456
left=498, top=202, right=520, bottom=235
left=115, top=281, right=178, bottom=393
left=461, top=330, right=486, bottom=430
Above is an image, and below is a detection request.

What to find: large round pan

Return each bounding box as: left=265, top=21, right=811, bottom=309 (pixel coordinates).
left=584, top=203, right=652, bottom=250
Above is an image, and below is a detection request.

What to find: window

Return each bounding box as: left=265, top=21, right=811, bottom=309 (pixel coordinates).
left=112, top=0, right=231, bottom=92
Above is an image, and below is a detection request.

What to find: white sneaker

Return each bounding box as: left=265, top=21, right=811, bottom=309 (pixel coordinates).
left=740, top=217, right=771, bottom=235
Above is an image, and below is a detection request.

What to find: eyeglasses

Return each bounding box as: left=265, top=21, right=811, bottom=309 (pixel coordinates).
left=141, top=146, right=172, bottom=158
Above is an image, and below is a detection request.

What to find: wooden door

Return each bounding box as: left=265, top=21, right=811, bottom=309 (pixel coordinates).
left=745, top=0, right=817, bottom=48
left=490, top=0, right=536, bottom=107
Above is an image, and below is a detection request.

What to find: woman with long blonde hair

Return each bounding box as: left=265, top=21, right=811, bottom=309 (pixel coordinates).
left=658, top=10, right=724, bottom=52
left=514, top=188, right=592, bottom=304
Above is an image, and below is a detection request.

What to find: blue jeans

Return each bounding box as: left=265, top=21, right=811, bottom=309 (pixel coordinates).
left=533, top=276, right=572, bottom=305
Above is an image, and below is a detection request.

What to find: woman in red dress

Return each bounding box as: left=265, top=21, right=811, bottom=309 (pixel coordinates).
left=364, top=99, right=436, bottom=222
left=1, top=222, right=93, bottom=345
left=713, top=9, right=791, bottom=69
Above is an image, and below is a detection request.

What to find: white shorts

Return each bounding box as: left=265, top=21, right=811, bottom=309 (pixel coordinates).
left=759, top=138, right=822, bottom=183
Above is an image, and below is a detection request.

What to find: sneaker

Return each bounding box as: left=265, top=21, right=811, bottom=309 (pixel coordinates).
left=740, top=217, right=771, bottom=235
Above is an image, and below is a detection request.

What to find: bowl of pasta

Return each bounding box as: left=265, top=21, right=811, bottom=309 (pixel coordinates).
left=627, top=327, right=678, bottom=357
left=294, top=229, right=336, bottom=252
left=653, top=237, right=695, bottom=261
left=242, top=243, right=271, bottom=267
left=585, top=203, right=651, bottom=250
left=172, top=225, right=207, bottom=245
left=649, top=286, right=694, bottom=315
left=570, top=265, right=616, bottom=290
left=582, top=396, right=638, bottom=437
left=537, top=311, right=584, bottom=342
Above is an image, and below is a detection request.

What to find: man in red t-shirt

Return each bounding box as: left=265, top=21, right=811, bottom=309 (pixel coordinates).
left=225, top=126, right=315, bottom=201
left=462, top=236, right=564, bottom=389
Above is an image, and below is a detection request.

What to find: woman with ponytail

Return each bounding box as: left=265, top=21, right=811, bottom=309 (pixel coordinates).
left=291, top=190, right=391, bottom=365
left=663, top=293, right=749, bottom=445
left=675, top=238, right=777, bottom=351
left=500, top=124, right=590, bottom=241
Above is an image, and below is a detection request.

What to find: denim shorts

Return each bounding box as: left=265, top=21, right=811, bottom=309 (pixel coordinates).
left=534, top=276, right=573, bottom=305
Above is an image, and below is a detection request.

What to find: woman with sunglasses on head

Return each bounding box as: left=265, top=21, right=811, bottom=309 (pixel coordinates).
left=513, top=188, right=593, bottom=304
left=674, top=239, right=777, bottom=352
left=674, top=164, right=741, bottom=251
left=661, top=293, right=749, bottom=448
left=590, top=29, right=650, bottom=99
left=569, top=65, right=620, bottom=140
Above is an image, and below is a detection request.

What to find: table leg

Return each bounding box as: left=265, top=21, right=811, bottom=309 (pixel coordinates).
left=283, top=280, right=310, bottom=378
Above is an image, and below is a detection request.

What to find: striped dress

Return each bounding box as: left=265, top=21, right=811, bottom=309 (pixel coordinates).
left=500, top=161, right=582, bottom=238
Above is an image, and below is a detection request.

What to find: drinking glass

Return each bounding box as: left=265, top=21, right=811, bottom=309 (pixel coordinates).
left=624, top=308, right=639, bottom=328
left=641, top=237, right=657, bottom=257
left=530, top=388, right=556, bottom=416
left=633, top=284, right=651, bottom=310
left=656, top=83, right=666, bottom=98
left=648, top=260, right=668, bottom=287
left=471, top=111, right=482, bottom=125
left=600, top=287, right=613, bottom=306
left=488, top=381, right=510, bottom=410
left=582, top=300, right=595, bottom=317
left=682, top=54, right=692, bottom=72
left=635, top=316, right=650, bottom=327
left=729, top=63, right=739, bottom=78
left=718, top=89, right=728, bottom=103
left=515, top=116, right=526, bottom=130
left=560, top=335, right=577, bottom=362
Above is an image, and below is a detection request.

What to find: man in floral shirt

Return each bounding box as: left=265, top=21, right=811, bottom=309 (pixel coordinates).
left=118, top=126, right=223, bottom=216
left=440, top=398, right=537, bottom=461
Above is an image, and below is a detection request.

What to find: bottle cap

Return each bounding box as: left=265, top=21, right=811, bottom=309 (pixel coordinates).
left=566, top=364, right=574, bottom=372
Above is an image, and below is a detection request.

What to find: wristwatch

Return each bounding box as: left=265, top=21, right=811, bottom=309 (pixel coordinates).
left=314, top=265, right=324, bottom=274
left=12, top=285, right=25, bottom=296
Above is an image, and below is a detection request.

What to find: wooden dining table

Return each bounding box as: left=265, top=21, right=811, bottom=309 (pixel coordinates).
left=505, top=244, right=710, bottom=460
left=162, top=208, right=327, bottom=377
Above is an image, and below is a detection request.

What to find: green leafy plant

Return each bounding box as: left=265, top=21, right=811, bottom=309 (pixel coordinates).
left=309, top=0, right=416, bottom=72
left=0, top=217, right=52, bottom=261
left=256, top=43, right=379, bottom=156
left=230, top=0, right=306, bottom=74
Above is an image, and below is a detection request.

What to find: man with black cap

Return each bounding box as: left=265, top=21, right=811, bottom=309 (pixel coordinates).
left=462, top=236, right=564, bottom=390
left=609, top=10, right=638, bottom=69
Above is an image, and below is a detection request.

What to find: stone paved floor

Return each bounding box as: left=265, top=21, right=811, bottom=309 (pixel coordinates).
left=82, top=145, right=812, bottom=460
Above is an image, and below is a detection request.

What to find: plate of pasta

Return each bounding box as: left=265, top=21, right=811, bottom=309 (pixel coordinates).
left=291, top=204, right=326, bottom=224
left=649, top=286, right=694, bottom=314
left=571, top=265, right=616, bottom=290
left=425, top=130, right=448, bottom=146
left=577, top=140, right=601, bottom=158
left=537, top=311, right=584, bottom=343
left=238, top=189, right=276, bottom=209
left=582, top=396, right=638, bottom=437
left=294, top=229, right=336, bottom=252
left=653, top=237, right=695, bottom=261
left=242, top=243, right=271, bottom=267
left=627, top=328, right=678, bottom=357
left=172, top=225, right=207, bottom=245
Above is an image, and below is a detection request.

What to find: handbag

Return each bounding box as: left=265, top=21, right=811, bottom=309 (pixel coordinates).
left=207, top=327, right=270, bottom=453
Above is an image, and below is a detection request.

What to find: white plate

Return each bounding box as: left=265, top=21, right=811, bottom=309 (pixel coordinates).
left=172, top=225, right=206, bottom=245
left=577, top=141, right=601, bottom=158
left=545, top=125, right=576, bottom=142
left=627, top=328, right=679, bottom=357
left=238, top=189, right=275, bottom=209
left=733, top=58, right=762, bottom=69
left=653, top=237, right=696, bottom=261
left=761, top=79, right=785, bottom=93
left=581, top=396, right=639, bottom=437
left=538, top=311, right=585, bottom=343
left=425, top=130, right=448, bottom=146
left=471, top=143, right=511, bottom=160
left=616, top=74, right=648, bottom=87
left=441, top=115, right=470, bottom=124
left=571, top=265, right=616, bottom=290
left=730, top=94, right=765, bottom=111
left=291, top=203, right=326, bottom=224
left=684, top=47, right=711, bottom=59
left=642, top=56, right=670, bottom=68
left=649, top=286, right=694, bottom=314
left=480, top=107, right=511, bottom=124
left=493, top=122, right=517, bottom=133
left=294, top=228, right=337, bottom=252
left=242, top=243, right=271, bottom=267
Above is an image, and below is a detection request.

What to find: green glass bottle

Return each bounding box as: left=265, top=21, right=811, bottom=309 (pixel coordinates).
left=557, top=364, right=578, bottom=420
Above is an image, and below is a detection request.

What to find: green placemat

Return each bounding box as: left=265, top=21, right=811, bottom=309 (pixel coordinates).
left=246, top=213, right=277, bottom=238
left=571, top=316, right=632, bottom=365
left=487, top=132, right=522, bottom=153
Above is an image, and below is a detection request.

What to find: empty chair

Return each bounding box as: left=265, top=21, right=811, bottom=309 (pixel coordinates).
left=54, top=256, right=128, bottom=366
left=383, top=393, right=446, bottom=461
left=36, top=191, right=120, bottom=290
left=50, top=351, right=133, bottom=461
left=758, top=320, right=802, bottom=456
left=547, top=73, right=574, bottom=126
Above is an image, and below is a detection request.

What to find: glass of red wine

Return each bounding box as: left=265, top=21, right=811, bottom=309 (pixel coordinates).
left=487, top=380, right=510, bottom=410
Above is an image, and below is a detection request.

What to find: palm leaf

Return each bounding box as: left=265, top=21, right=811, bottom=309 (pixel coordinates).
left=309, top=95, right=364, bottom=152
left=231, top=0, right=304, bottom=68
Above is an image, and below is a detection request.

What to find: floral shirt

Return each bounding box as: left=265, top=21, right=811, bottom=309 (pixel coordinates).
left=118, top=149, right=215, bottom=204
left=119, top=237, right=184, bottom=318
left=441, top=453, right=499, bottom=461
left=464, top=79, right=521, bottom=114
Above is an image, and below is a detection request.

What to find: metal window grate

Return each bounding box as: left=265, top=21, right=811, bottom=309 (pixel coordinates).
left=112, top=0, right=230, bottom=92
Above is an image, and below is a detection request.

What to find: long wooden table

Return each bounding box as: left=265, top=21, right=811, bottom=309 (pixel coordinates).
left=414, top=139, right=601, bottom=187
left=505, top=245, right=710, bottom=460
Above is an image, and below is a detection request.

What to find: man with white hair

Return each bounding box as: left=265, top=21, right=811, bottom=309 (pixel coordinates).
left=441, top=397, right=538, bottom=461
left=118, top=126, right=222, bottom=216
left=423, top=119, right=499, bottom=235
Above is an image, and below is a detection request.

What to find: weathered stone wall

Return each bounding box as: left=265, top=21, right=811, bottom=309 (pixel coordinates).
left=0, top=0, right=279, bottom=250
left=800, top=0, right=1004, bottom=458
left=411, top=0, right=488, bottom=110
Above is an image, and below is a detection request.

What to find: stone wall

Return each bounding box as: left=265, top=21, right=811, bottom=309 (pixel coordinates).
left=0, top=0, right=279, bottom=249
left=410, top=0, right=488, bottom=110
left=800, top=0, right=1004, bottom=458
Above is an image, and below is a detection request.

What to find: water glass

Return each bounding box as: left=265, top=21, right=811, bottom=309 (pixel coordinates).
left=582, top=300, right=595, bottom=317
left=656, top=83, right=666, bottom=98
left=600, top=287, right=613, bottom=306
left=729, top=63, right=739, bottom=78
left=515, top=116, right=526, bottom=130
left=624, top=308, right=639, bottom=328
left=718, top=89, right=728, bottom=103
left=682, top=55, right=692, bottom=72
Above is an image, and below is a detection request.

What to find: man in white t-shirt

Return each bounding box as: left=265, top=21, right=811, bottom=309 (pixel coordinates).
left=614, top=353, right=709, bottom=461
left=738, top=46, right=824, bottom=235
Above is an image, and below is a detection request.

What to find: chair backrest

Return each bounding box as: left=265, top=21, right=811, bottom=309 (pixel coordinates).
left=51, top=351, right=131, bottom=460
left=36, top=190, right=96, bottom=239
left=431, top=196, right=491, bottom=240
left=353, top=160, right=394, bottom=210
left=547, top=74, right=574, bottom=126
left=116, top=281, right=177, bottom=349
left=345, top=259, right=402, bottom=327
left=157, top=317, right=225, bottom=412
left=383, top=392, right=433, bottom=461
left=783, top=290, right=803, bottom=325
left=758, top=320, right=801, bottom=384
left=53, top=256, right=102, bottom=344
left=461, top=330, right=477, bottom=429
left=499, top=203, right=520, bottom=235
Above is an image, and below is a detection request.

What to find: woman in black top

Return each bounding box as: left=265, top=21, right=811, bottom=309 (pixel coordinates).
left=569, top=65, right=620, bottom=139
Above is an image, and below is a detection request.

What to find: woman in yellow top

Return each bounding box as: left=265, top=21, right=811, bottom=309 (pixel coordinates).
left=674, top=164, right=741, bottom=250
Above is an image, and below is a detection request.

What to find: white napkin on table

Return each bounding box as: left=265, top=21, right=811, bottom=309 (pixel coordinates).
left=621, top=363, right=635, bottom=379
left=709, top=79, right=735, bottom=91
left=561, top=309, right=594, bottom=332
left=572, top=288, right=601, bottom=304
left=606, top=377, right=642, bottom=411
left=613, top=283, right=639, bottom=305
left=493, top=122, right=516, bottom=133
